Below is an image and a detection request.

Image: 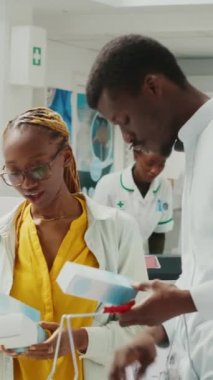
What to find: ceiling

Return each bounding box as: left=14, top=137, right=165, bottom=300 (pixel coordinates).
left=30, top=0, right=213, bottom=57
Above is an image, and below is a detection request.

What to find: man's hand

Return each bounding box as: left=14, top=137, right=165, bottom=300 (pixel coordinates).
left=109, top=331, right=157, bottom=380
left=119, top=280, right=196, bottom=327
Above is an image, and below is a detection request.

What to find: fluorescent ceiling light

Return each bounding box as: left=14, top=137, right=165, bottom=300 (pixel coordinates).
left=93, top=0, right=213, bottom=7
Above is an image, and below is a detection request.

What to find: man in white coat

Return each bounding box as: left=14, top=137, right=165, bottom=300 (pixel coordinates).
left=86, top=34, right=213, bottom=379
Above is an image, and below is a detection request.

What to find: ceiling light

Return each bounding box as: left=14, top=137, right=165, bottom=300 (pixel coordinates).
left=92, top=0, right=213, bottom=7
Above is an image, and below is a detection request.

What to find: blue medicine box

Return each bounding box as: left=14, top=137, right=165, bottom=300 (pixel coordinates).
left=57, top=262, right=137, bottom=305
left=0, top=294, right=46, bottom=350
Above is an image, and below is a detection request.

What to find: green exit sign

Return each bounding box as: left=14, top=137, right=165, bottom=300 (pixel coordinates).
left=32, top=46, right=42, bottom=66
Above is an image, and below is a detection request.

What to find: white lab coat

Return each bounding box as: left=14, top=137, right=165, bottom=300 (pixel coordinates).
left=94, top=164, right=173, bottom=248
left=0, top=194, right=147, bottom=380
left=164, top=98, right=213, bottom=379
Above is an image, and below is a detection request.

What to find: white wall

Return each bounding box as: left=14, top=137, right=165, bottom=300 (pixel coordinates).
left=0, top=0, right=33, bottom=128
left=46, top=41, right=97, bottom=91
left=178, top=58, right=213, bottom=92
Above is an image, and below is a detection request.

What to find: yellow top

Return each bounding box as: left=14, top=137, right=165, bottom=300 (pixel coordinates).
left=10, top=196, right=99, bottom=380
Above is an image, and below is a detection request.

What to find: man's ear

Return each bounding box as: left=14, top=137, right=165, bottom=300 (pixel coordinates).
left=142, top=74, right=163, bottom=97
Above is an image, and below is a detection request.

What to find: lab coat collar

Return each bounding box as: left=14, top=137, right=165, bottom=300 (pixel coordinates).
left=78, top=193, right=117, bottom=220
left=0, top=203, right=23, bottom=237
left=179, top=97, right=213, bottom=147
left=0, top=193, right=115, bottom=237
left=120, top=164, right=161, bottom=195
left=120, top=165, right=135, bottom=192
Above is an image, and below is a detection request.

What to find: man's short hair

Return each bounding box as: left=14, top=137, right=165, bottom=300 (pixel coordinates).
left=86, top=34, right=187, bottom=109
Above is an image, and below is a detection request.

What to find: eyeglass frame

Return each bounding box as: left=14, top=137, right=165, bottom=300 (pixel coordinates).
left=0, top=142, right=66, bottom=187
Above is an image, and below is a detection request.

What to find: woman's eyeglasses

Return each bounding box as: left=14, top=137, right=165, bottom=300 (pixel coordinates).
left=0, top=145, right=64, bottom=187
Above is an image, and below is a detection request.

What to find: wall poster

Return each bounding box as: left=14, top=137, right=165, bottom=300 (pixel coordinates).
left=76, top=93, right=114, bottom=197
left=47, top=87, right=72, bottom=138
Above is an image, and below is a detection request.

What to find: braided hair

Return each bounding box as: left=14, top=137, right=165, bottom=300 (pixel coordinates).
left=3, top=107, right=80, bottom=193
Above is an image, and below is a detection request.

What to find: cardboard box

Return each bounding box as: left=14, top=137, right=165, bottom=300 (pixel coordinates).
left=145, top=255, right=161, bottom=269
left=57, top=262, right=137, bottom=305
left=0, top=294, right=46, bottom=349
left=0, top=313, right=38, bottom=349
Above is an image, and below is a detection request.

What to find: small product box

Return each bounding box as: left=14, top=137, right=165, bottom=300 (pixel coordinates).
left=145, top=255, right=161, bottom=269
left=0, top=294, right=46, bottom=350
left=57, top=262, right=137, bottom=305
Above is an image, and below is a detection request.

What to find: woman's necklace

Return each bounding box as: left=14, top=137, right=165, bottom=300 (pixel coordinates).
left=32, top=213, right=71, bottom=223
left=37, top=215, right=71, bottom=222
left=31, top=198, right=81, bottom=223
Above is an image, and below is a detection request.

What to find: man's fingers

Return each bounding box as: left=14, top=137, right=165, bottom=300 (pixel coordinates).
left=109, top=332, right=157, bottom=380
left=118, top=303, right=146, bottom=326
left=109, top=367, right=126, bottom=380
left=132, top=281, right=151, bottom=291
left=135, top=365, right=146, bottom=380
left=109, top=346, right=141, bottom=380
left=119, top=318, right=140, bottom=327
left=133, top=280, right=164, bottom=292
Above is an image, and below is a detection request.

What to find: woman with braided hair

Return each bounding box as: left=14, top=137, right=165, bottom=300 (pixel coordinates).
left=0, top=107, right=148, bottom=380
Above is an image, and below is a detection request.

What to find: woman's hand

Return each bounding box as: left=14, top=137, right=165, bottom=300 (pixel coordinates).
left=23, top=321, right=88, bottom=360
left=0, top=345, right=21, bottom=358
